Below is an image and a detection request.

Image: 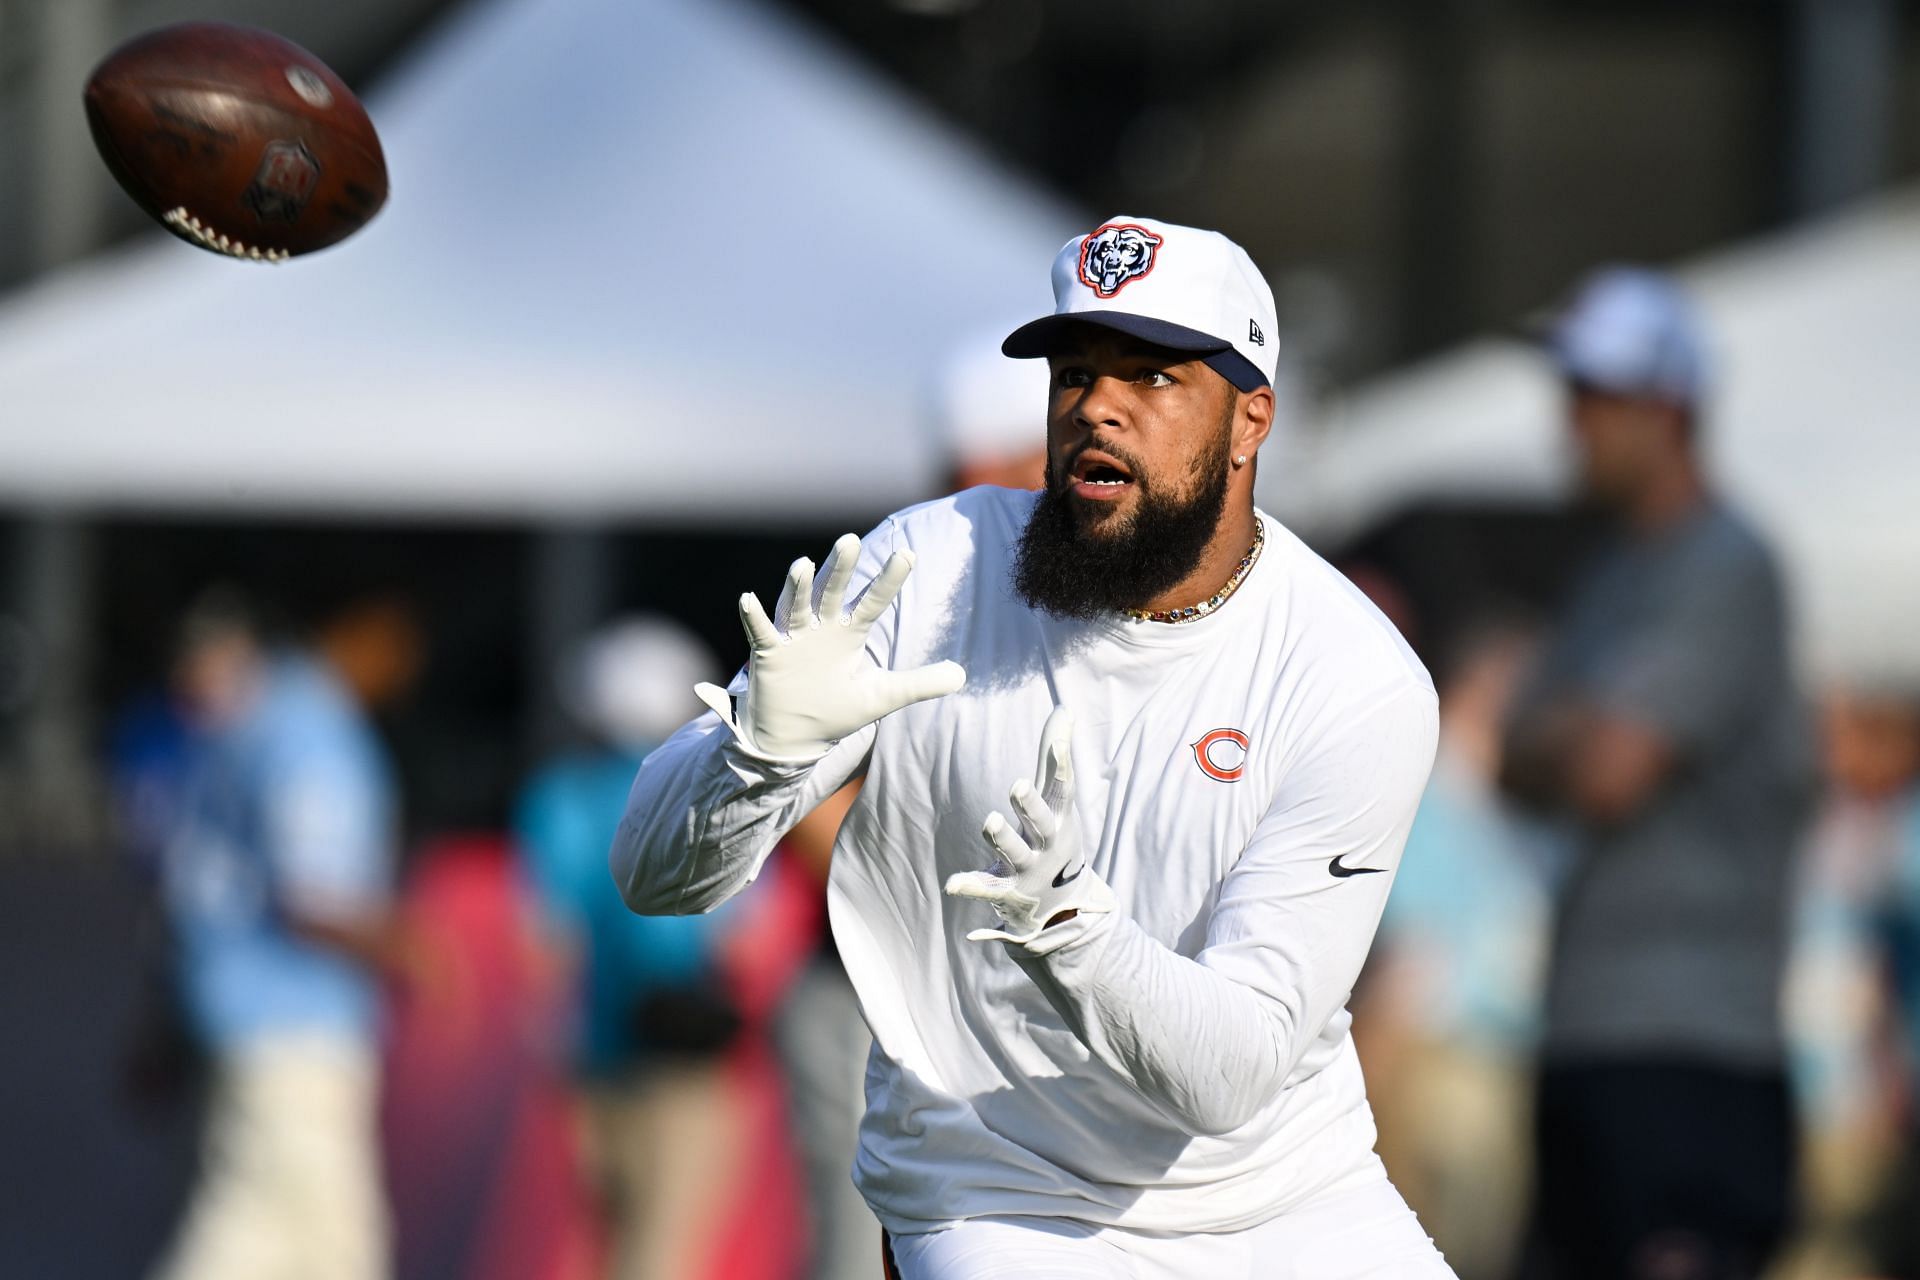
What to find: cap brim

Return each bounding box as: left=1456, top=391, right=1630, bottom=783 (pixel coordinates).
left=1001, top=312, right=1268, bottom=393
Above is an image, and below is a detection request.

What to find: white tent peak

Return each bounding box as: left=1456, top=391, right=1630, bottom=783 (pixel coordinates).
left=0, top=0, right=1078, bottom=521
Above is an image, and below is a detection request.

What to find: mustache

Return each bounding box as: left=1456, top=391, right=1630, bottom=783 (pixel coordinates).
left=1049, top=439, right=1151, bottom=491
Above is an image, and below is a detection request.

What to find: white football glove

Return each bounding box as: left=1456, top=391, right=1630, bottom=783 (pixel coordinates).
left=945, top=706, right=1116, bottom=945
left=695, top=533, right=966, bottom=764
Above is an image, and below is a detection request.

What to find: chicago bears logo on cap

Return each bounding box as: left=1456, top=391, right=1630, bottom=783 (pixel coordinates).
left=1191, top=728, right=1250, bottom=783
left=1079, top=223, right=1163, bottom=298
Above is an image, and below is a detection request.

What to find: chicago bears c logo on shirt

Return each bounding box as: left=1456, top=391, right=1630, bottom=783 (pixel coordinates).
left=1079, top=223, right=1163, bottom=297
left=1191, top=728, right=1250, bottom=783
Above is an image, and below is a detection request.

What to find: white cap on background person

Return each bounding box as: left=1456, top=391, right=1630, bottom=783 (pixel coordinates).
left=562, top=614, right=718, bottom=750
left=935, top=327, right=1053, bottom=491
left=1547, top=266, right=1708, bottom=407
left=1001, top=215, right=1280, bottom=392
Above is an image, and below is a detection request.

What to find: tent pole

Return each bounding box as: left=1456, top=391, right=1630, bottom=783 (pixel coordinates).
left=527, top=524, right=613, bottom=761
left=13, top=513, right=103, bottom=856
left=29, top=0, right=113, bottom=271
left=1394, top=0, right=1482, bottom=359
left=1786, top=0, right=1897, bottom=218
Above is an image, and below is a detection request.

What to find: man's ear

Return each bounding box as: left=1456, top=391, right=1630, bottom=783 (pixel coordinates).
left=1236, top=385, right=1275, bottom=459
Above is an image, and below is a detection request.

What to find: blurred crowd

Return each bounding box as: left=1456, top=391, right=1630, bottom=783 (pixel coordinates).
left=1352, top=270, right=1920, bottom=1280
left=29, top=271, right=1920, bottom=1280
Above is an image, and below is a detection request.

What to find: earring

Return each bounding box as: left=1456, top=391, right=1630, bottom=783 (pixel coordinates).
left=1234, top=454, right=1247, bottom=466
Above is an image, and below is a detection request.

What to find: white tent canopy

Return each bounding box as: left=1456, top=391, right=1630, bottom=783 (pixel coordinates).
left=1262, top=189, right=1920, bottom=687
left=0, top=0, right=1076, bottom=522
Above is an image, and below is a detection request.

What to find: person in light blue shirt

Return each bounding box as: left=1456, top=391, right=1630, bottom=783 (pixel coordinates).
left=152, top=590, right=421, bottom=1280
left=1836, top=696, right=1920, bottom=1277
left=166, top=649, right=394, bottom=1048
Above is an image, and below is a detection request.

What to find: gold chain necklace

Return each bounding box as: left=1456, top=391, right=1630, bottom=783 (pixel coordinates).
left=1126, top=520, right=1265, bottom=625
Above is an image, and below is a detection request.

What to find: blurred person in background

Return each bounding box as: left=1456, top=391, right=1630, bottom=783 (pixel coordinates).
left=1500, top=268, right=1817, bottom=1280
left=772, top=332, right=1051, bottom=1280
left=1809, top=693, right=1920, bottom=1279
left=113, top=658, right=212, bottom=1114
left=149, top=587, right=424, bottom=1280
left=519, top=615, right=808, bottom=1280
left=1356, top=615, right=1549, bottom=1280
left=1774, top=691, right=1920, bottom=1275
left=936, top=326, right=1052, bottom=494
left=768, top=781, right=868, bottom=1280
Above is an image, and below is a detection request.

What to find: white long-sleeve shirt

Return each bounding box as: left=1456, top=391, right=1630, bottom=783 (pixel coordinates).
left=613, top=486, right=1437, bottom=1235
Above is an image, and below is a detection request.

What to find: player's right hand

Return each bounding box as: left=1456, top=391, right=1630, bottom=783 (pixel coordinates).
left=945, top=706, right=1117, bottom=945
left=695, top=533, right=966, bottom=764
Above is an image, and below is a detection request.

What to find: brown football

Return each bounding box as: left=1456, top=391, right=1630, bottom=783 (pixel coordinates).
left=84, top=22, right=388, bottom=262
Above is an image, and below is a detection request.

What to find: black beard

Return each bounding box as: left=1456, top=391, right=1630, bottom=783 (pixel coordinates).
left=1011, top=436, right=1233, bottom=620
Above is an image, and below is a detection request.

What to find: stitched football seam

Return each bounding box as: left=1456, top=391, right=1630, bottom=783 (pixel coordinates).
left=162, top=207, right=289, bottom=261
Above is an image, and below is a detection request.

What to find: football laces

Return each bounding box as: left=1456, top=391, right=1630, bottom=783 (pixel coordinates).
left=162, top=207, right=290, bottom=262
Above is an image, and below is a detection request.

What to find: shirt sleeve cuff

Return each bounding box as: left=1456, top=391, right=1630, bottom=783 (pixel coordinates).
left=718, top=732, right=826, bottom=778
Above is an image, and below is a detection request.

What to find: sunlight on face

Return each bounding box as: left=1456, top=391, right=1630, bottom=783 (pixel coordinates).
left=1043, top=330, right=1239, bottom=527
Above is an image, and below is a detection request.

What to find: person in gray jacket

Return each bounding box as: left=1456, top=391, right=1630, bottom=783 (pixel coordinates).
left=1501, top=267, right=1816, bottom=1280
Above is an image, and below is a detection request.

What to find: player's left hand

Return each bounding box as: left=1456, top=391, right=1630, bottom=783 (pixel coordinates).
left=945, top=706, right=1116, bottom=945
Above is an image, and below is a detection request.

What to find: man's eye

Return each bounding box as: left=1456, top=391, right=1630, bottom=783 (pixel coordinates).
left=1056, top=369, right=1091, bottom=388
left=1139, top=370, right=1175, bottom=388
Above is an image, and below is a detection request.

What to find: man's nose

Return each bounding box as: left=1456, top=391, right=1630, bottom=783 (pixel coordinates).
left=1070, top=375, right=1130, bottom=432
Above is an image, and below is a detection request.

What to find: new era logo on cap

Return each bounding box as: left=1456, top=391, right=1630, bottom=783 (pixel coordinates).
left=1001, top=215, right=1281, bottom=394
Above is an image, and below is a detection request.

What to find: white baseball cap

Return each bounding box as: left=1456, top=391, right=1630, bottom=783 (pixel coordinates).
left=1002, top=215, right=1279, bottom=393
left=1547, top=266, right=1708, bottom=406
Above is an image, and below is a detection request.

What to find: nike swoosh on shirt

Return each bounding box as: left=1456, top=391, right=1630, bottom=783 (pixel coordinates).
left=1328, top=854, right=1385, bottom=878
left=1051, top=861, right=1084, bottom=889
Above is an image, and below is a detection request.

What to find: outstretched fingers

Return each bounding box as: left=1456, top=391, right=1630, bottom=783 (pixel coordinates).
left=943, top=869, right=1004, bottom=903
left=873, top=660, right=967, bottom=718
left=737, top=591, right=782, bottom=651
left=1036, top=706, right=1075, bottom=810
left=849, top=550, right=916, bottom=628
left=816, top=533, right=860, bottom=621
left=978, top=810, right=1034, bottom=871
left=782, top=556, right=817, bottom=633
left=1008, top=777, right=1055, bottom=844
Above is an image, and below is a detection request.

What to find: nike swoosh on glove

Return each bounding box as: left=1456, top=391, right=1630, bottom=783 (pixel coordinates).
left=945, top=706, right=1116, bottom=945
left=696, top=533, right=966, bottom=764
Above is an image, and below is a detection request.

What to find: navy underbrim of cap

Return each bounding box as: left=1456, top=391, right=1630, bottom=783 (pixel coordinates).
left=1002, top=311, right=1269, bottom=393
